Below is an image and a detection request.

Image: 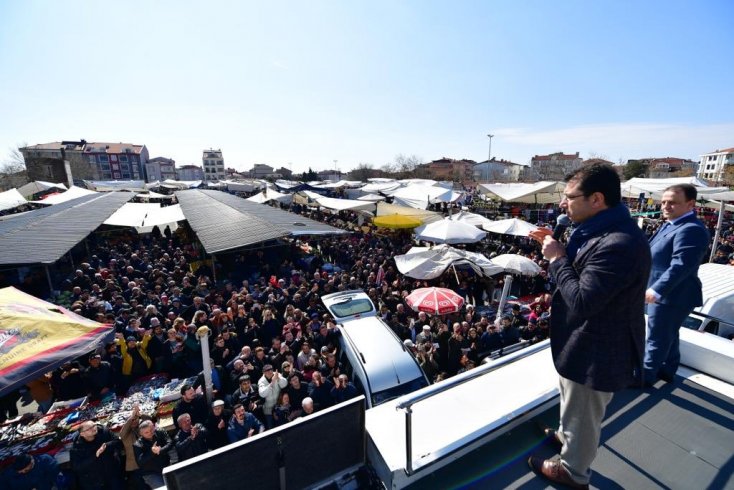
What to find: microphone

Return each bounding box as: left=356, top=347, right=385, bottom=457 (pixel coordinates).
left=553, top=214, right=571, bottom=241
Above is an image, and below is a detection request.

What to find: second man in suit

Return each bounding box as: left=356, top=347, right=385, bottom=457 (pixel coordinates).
left=644, top=184, right=709, bottom=385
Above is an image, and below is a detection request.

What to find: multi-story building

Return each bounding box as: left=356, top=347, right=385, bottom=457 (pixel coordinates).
left=202, top=149, right=226, bottom=182
left=697, top=147, right=734, bottom=183
left=21, top=140, right=148, bottom=183
left=248, top=164, right=275, bottom=179
left=317, top=170, right=343, bottom=182
left=474, top=158, right=524, bottom=182
left=177, top=165, right=205, bottom=181
left=145, top=157, right=177, bottom=182
left=424, top=158, right=475, bottom=183
left=530, top=152, right=583, bottom=181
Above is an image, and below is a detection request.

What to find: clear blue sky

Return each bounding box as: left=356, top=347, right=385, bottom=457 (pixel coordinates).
left=1, top=0, right=732, bottom=175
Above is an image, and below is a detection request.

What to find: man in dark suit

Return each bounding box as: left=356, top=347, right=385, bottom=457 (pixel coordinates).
left=527, top=164, right=651, bottom=489
left=643, top=184, right=709, bottom=385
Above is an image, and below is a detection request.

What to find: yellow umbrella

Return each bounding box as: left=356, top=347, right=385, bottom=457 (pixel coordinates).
left=373, top=214, right=422, bottom=229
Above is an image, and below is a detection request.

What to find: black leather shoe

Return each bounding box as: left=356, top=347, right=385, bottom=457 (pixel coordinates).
left=528, top=455, right=589, bottom=489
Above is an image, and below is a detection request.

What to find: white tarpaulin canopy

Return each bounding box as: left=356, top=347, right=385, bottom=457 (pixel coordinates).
left=479, top=181, right=564, bottom=204
left=17, top=181, right=67, bottom=198
left=104, top=203, right=185, bottom=232
left=314, top=196, right=376, bottom=212
left=357, top=193, right=386, bottom=202
left=223, top=180, right=266, bottom=192
left=395, top=244, right=504, bottom=280
left=85, top=180, right=146, bottom=191
left=162, top=179, right=202, bottom=189
left=621, top=177, right=727, bottom=200
left=31, top=185, right=98, bottom=205
left=389, top=184, right=454, bottom=209
left=0, top=188, right=27, bottom=212
left=247, top=189, right=292, bottom=204
left=359, top=181, right=402, bottom=194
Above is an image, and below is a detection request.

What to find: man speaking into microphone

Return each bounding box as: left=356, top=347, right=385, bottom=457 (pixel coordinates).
left=526, top=163, right=651, bottom=489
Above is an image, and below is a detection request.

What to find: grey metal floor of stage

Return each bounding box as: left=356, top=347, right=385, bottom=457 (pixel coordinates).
left=405, top=377, right=734, bottom=490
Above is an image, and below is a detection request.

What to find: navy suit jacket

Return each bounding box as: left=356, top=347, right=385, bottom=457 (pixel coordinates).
left=549, top=215, right=651, bottom=392
left=648, top=213, right=709, bottom=311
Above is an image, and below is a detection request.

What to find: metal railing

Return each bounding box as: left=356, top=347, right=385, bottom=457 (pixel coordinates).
left=395, top=339, right=551, bottom=475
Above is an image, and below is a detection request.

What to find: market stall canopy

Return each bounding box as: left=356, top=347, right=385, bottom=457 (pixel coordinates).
left=482, top=218, right=539, bottom=236
left=359, top=181, right=402, bottom=194
left=222, top=180, right=267, bottom=193
left=314, top=196, right=376, bottom=212
left=395, top=244, right=504, bottom=280
left=479, top=181, right=564, bottom=204
left=31, top=185, right=98, bottom=205
left=373, top=214, right=422, bottom=229
left=415, top=218, right=487, bottom=244
left=490, top=254, right=542, bottom=276
left=0, top=188, right=27, bottom=212
left=621, top=177, right=727, bottom=200
left=246, top=188, right=293, bottom=204
left=406, top=287, right=464, bottom=315
left=446, top=210, right=494, bottom=228
left=103, top=203, right=185, bottom=233
left=137, top=191, right=175, bottom=200
left=389, top=184, right=454, bottom=209
left=0, top=287, right=114, bottom=397
left=176, top=189, right=346, bottom=254
left=375, top=202, right=443, bottom=224
left=162, top=179, right=202, bottom=189
left=17, top=181, right=67, bottom=199
left=357, top=193, right=387, bottom=202
left=0, top=192, right=134, bottom=266
left=84, top=180, right=146, bottom=192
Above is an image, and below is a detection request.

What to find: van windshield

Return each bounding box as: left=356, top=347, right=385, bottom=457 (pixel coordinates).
left=371, top=376, right=429, bottom=406
left=329, top=297, right=374, bottom=318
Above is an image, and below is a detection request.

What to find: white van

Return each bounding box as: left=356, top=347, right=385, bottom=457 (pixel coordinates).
left=321, top=290, right=430, bottom=408
left=681, top=263, right=734, bottom=339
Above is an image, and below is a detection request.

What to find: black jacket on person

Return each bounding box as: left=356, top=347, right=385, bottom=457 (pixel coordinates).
left=70, top=425, right=124, bottom=490
left=84, top=361, right=115, bottom=400
left=205, top=408, right=232, bottom=450
left=172, top=394, right=209, bottom=429
left=175, top=425, right=209, bottom=461
left=133, top=430, right=173, bottom=475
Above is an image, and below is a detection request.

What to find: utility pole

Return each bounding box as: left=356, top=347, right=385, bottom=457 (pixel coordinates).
left=486, top=134, right=494, bottom=182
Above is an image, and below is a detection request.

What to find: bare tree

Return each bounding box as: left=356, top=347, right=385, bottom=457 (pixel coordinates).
left=349, top=162, right=375, bottom=182
left=0, top=145, right=28, bottom=190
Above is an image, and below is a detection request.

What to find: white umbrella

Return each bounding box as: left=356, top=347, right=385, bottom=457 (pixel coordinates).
left=482, top=218, right=539, bottom=237
left=489, top=254, right=541, bottom=276
left=489, top=254, right=542, bottom=325
left=395, top=244, right=504, bottom=280
left=415, top=219, right=487, bottom=244
left=447, top=210, right=494, bottom=228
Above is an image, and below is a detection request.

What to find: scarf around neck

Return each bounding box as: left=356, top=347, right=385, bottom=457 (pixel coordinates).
left=566, top=203, right=631, bottom=261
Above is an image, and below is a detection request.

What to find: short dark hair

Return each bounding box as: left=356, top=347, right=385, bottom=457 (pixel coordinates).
left=180, top=383, right=193, bottom=395
left=664, top=183, right=697, bottom=201
left=565, top=163, right=621, bottom=207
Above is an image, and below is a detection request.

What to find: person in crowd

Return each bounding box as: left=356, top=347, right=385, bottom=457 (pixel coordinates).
left=527, top=163, right=651, bottom=489
left=134, top=420, right=173, bottom=489
left=205, top=399, right=231, bottom=450
left=227, top=403, right=264, bottom=443
left=175, top=413, right=209, bottom=461
left=330, top=374, right=359, bottom=404
left=84, top=353, right=115, bottom=401
left=115, top=333, right=153, bottom=392
left=70, top=421, right=125, bottom=490
left=257, top=364, right=288, bottom=429
left=26, top=373, right=54, bottom=414
left=3, top=452, right=59, bottom=490
left=119, top=404, right=147, bottom=490
left=172, top=384, right=209, bottom=429
left=643, top=184, right=709, bottom=386
left=272, top=391, right=293, bottom=427
left=307, top=371, right=334, bottom=411
left=300, top=397, right=315, bottom=417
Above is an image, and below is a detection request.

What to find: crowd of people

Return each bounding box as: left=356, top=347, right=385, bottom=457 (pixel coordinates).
left=2, top=184, right=731, bottom=489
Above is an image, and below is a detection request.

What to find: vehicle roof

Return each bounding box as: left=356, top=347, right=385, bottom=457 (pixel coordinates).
left=697, top=263, right=734, bottom=319
left=340, top=316, right=424, bottom=393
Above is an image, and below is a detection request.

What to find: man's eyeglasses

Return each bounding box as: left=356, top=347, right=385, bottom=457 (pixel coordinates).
left=561, top=193, right=586, bottom=202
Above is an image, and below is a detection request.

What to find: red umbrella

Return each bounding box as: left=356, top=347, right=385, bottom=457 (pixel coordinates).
left=405, top=287, right=464, bottom=316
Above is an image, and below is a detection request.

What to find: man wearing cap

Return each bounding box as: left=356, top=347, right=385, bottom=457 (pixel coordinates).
left=257, top=364, right=287, bottom=429
left=115, top=332, right=152, bottom=392
left=205, top=400, right=231, bottom=450
left=3, top=452, right=58, bottom=490
left=84, top=353, right=115, bottom=401
left=416, top=324, right=433, bottom=345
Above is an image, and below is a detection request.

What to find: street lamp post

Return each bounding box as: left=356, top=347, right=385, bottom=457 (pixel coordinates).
left=486, top=134, right=494, bottom=182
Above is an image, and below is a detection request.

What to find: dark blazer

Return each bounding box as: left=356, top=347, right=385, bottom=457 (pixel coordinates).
left=549, top=216, right=651, bottom=392
left=648, top=213, right=709, bottom=311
